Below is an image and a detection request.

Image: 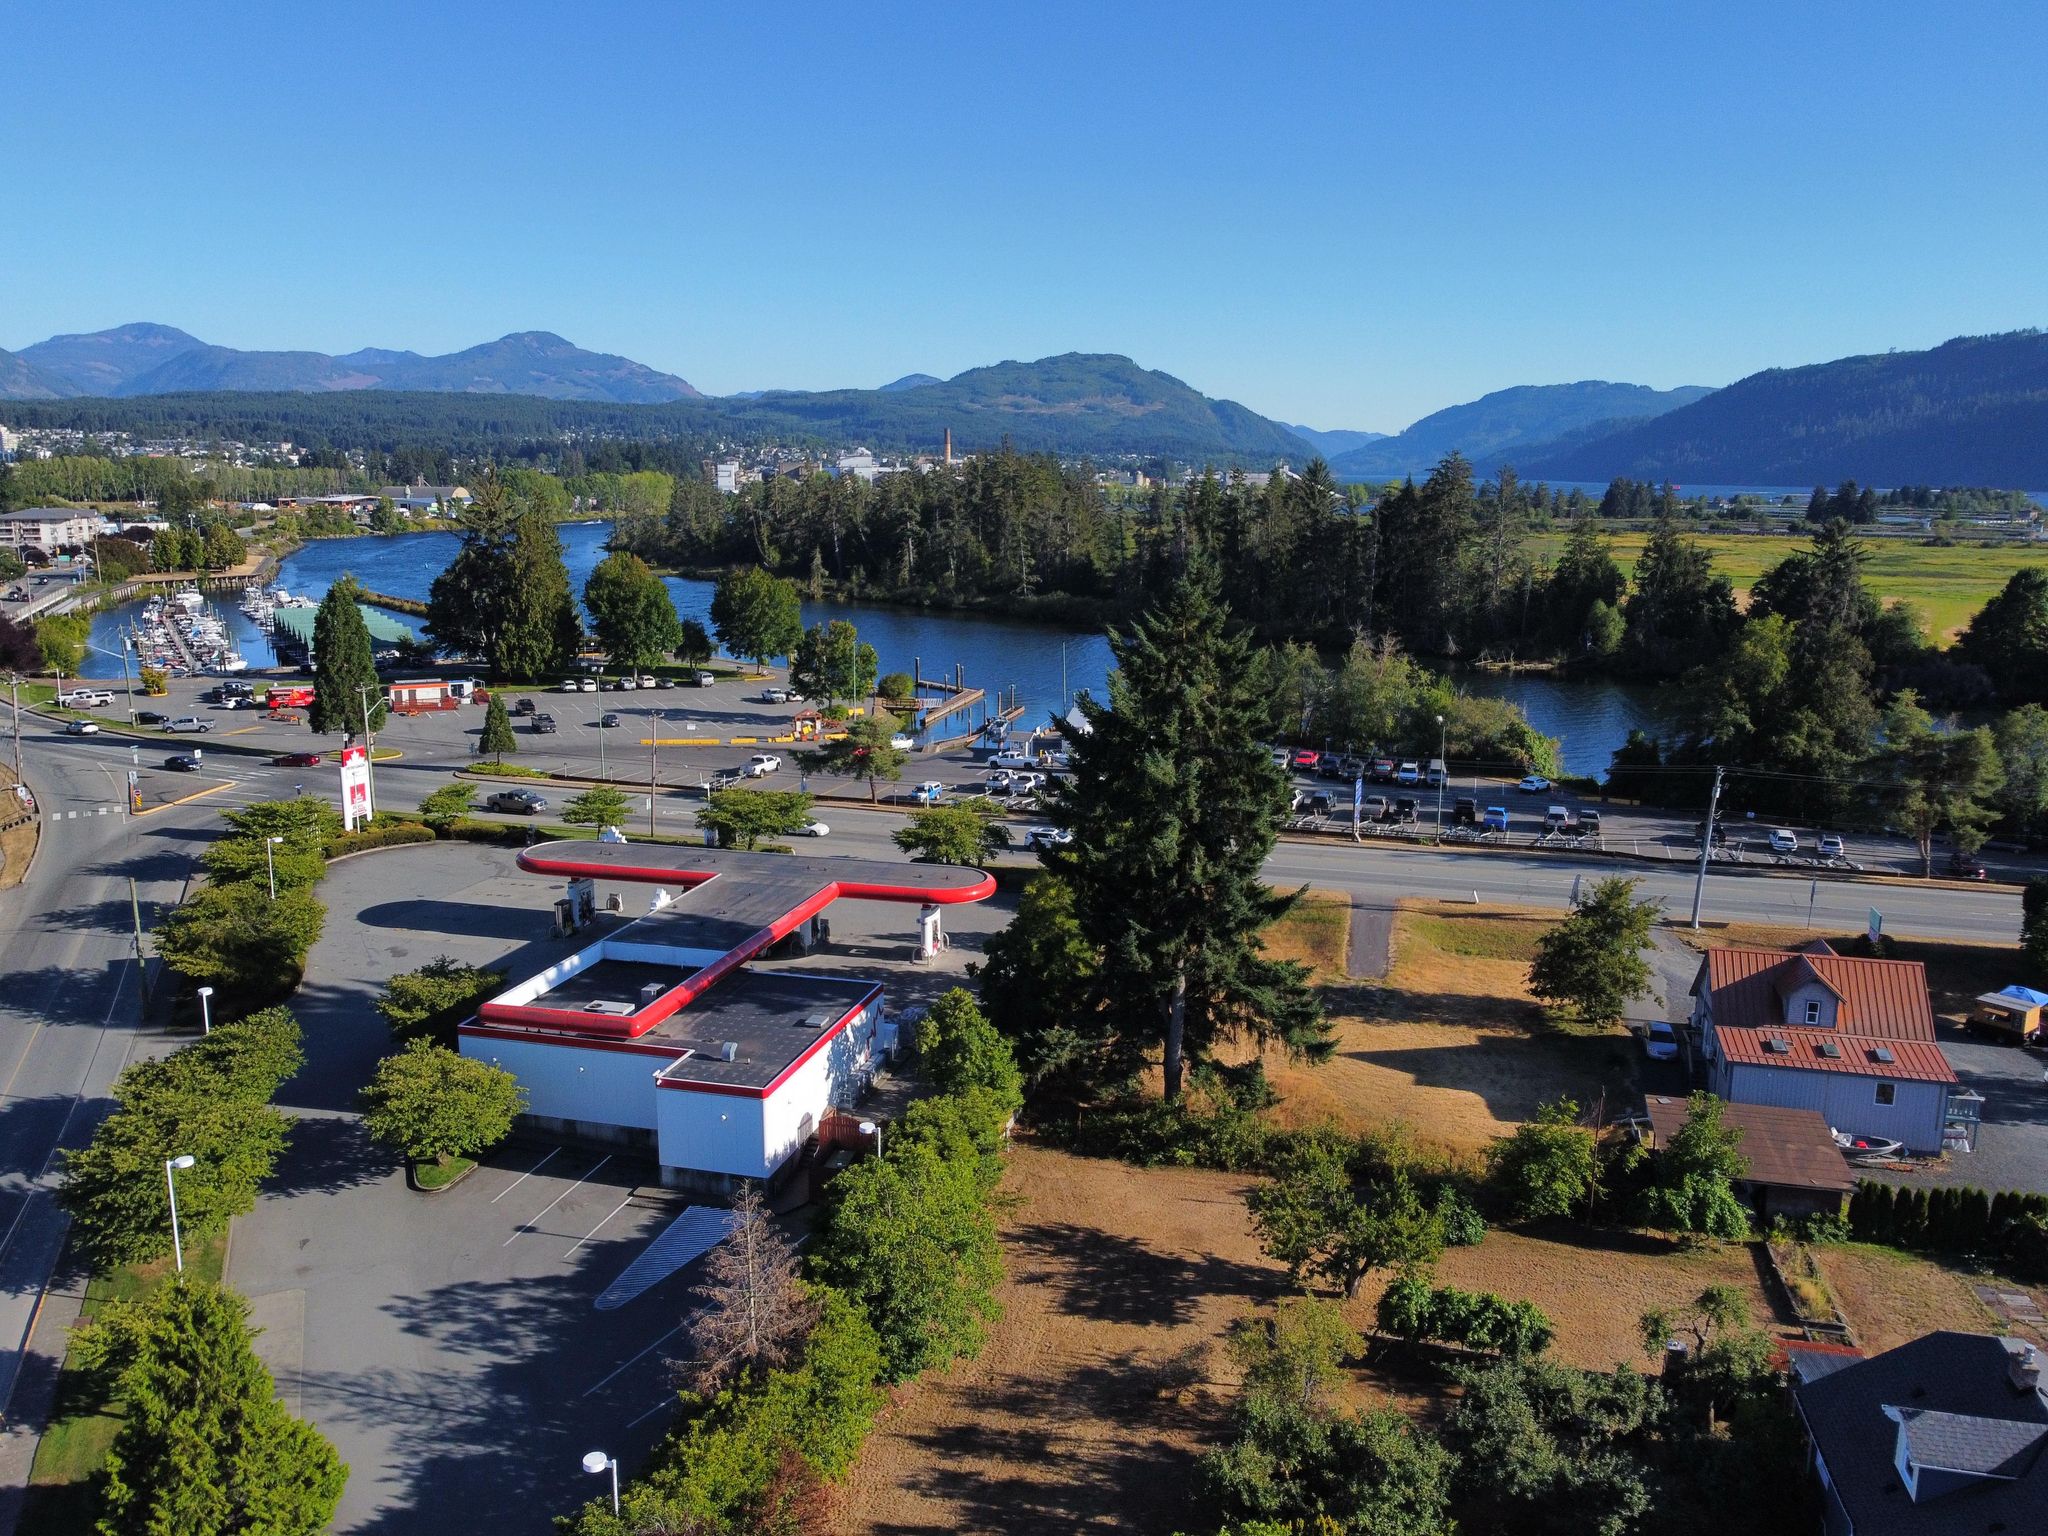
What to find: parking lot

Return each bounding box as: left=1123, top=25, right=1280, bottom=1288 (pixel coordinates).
left=1874, top=1024, right=2048, bottom=1194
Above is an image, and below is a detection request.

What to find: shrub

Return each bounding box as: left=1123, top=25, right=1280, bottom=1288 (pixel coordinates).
left=324, top=821, right=435, bottom=859
left=1486, top=1099, right=1599, bottom=1222
left=374, top=957, right=507, bottom=1045
left=917, top=989, right=1023, bottom=1113
left=1376, top=1274, right=1555, bottom=1358
left=1432, top=1185, right=1487, bottom=1247
left=359, top=1041, right=526, bottom=1168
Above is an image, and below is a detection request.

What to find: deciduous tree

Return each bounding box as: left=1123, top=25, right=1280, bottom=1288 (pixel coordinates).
left=1637, top=1093, right=1750, bottom=1241
left=710, top=566, right=803, bottom=672
left=796, top=711, right=905, bottom=803
left=1527, top=877, right=1659, bottom=1032
left=697, top=786, right=815, bottom=849
left=891, top=800, right=1009, bottom=864
left=562, top=783, right=633, bottom=827
left=374, top=956, right=506, bottom=1045
left=1486, top=1098, right=1599, bottom=1222
left=1248, top=1130, right=1445, bottom=1299
left=359, top=1040, right=525, bottom=1168
left=584, top=550, right=684, bottom=669
left=788, top=619, right=878, bottom=707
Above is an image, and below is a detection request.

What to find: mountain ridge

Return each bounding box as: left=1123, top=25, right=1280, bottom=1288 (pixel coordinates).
left=9, top=324, right=701, bottom=404
left=1329, top=380, right=1715, bottom=479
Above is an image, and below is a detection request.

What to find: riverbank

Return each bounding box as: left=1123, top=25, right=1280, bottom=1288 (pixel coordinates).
left=641, top=557, right=1122, bottom=631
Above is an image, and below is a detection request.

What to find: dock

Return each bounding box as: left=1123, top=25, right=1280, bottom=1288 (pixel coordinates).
left=913, top=660, right=1025, bottom=749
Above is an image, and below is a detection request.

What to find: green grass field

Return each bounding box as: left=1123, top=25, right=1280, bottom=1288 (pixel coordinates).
left=1526, top=530, right=2048, bottom=642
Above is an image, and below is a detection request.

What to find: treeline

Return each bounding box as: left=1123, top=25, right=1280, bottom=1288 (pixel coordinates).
left=0, top=452, right=370, bottom=510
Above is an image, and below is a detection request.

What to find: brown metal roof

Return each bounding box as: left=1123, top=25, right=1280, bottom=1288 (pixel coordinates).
left=1642, top=1095, right=1856, bottom=1192
left=1716, top=1026, right=1957, bottom=1084
left=1701, top=946, right=1936, bottom=1041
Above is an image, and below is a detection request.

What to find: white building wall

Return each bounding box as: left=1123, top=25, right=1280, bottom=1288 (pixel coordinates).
left=462, top=1034, right=675, bottom=1132
left=656, top=1088, right=769, bottom=1177
left=1725, top=1063, right=1947, bottom=1152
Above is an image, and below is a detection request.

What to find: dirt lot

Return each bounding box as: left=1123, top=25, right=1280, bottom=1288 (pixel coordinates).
left=1250, top=900, right=1643, bottom=1161
left=839, top=1142, right=1786, bottom=1534
left=837, top=1142, right=1286, bottom=1536
left=1810, top=1243, right=2000, bottom=1352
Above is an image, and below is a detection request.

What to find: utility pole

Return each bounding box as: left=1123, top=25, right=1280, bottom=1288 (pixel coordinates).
left=1690, top=765, right=1724, bottom=931
left=648, top=712, right=661, bottom=837
left=353, top=682, right=381, bottom=813
left=7, top=674, right=20, bottom=782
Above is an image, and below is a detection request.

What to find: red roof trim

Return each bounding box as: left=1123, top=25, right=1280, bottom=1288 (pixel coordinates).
left=457, top=1021, right=686, bottom=1060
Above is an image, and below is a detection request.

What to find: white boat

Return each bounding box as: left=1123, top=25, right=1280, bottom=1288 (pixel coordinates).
left=170, top=589, right=204, bottom=614
left=215, top=652, right=249, bottom=673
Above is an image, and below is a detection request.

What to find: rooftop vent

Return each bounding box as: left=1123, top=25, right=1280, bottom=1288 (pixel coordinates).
left=1873, top=1046, right=1897, bottom=1064
left=721, top=1041, right=739, bottom=1062
left=798, top=1012, right=832, bottom=1031
left=1819, top=1041, right=1842, bottom=1059
left=1766, top=1036, right=1792, bottom=1055
left=583, top=999, right=635, bottom=1016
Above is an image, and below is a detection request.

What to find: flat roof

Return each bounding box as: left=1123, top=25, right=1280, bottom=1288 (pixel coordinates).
left=517, top=840, right=994, bottom=906
left=272, top=601, right=417, bottom=647
left=652, top=969, right=880, bottom=1091
left=538, top=957, right=698, bottom=1015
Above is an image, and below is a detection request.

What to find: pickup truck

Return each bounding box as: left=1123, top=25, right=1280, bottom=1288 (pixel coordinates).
left=911, top=780, right=945, bottom=805
left=60, top=689, right=115, bottom=708
left=743, top=753, right=781, bottom=778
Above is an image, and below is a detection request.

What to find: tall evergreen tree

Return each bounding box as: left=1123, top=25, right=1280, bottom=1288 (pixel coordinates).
left=1620, top=518, right=1737, bottom=677
left=92, top=1279, right=347, bottom=1536
left=1042, top=558, right=1329, bottom=1099
left=494, top=508, right=582, bottom=679
left=308, top=575, right=385, bottom=737
left=1958, top=568, right=2048, bottom=705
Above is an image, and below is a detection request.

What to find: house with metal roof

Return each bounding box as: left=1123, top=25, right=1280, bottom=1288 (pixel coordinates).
left=1640, top=1095, right=1854, bottom=1220
left=1689, top=941, right=1957, bottom=1154
left=1794, top=1331, right=2048, bottom=1535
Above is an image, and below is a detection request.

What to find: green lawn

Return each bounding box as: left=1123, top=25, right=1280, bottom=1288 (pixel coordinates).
left=413, top=1154, right=476, bottom=1190
left=1526, top=529, right=2048, bottom=641
left=28, top=1229, right=229, bottom=1530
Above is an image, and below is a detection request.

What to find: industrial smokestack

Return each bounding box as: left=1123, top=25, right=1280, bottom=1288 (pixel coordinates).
left=944, top=427, right=953, bottom=465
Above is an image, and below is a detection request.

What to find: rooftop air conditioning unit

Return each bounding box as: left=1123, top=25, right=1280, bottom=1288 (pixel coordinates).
left=583, top=1000, right=634, bottom=1016
left=721, top=1041, right=739, bottom=1062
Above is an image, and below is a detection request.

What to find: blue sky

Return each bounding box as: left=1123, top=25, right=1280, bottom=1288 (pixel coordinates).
left=4, top=2, right=2044, bottom=430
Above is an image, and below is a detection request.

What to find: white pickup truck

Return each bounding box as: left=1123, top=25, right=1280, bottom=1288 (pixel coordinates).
left=743, top=753, right=782, bottom=778
left=60, top=689, right=115, bottom=708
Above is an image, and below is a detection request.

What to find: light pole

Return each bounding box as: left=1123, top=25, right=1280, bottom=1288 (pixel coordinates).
left=197, top=985, right=214, bottom=1036
left=859, top=1118, right=882, bottom=1161
left=1433, top=714, right=1446, bottom=835
left=648, top=711, right=662, bottom=837
left=353, top=682, right=382, bottom=814
left=582, top=1451, right=619, bottom=1515
left=264, top=834, right=283, bottom=900
left=164, top=1153, right=195, bottom=1273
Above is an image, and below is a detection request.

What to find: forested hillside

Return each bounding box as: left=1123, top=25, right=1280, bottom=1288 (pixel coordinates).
left=1524, top=331, right=2048, bottom=485
left=1329, top=381, right=1713, bottom=478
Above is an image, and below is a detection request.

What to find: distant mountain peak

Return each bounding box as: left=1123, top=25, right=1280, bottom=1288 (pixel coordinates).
left=878, top=372, right=941, bottom=392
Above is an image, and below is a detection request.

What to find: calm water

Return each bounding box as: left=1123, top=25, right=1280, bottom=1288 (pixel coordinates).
left=81, top=523, right=1668, bottom=773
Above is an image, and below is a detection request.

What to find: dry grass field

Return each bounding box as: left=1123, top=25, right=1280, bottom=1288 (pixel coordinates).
left=1809, top=1244, right=1999, bottom=1352
left=1247, top=899, right=1642, bottom=1160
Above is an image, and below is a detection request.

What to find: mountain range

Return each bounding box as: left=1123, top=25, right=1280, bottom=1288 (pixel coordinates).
left=5, top=323, right=2048, bottom=485
left=0, top=323, right=701, bottom=403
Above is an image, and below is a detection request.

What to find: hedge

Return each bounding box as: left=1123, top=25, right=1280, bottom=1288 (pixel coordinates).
left=325, top=822, right=436, bottom=858
left=1375, top=1273, right=1555, bottom=1359
left=1847, top=1180, right=2048, bottom=1279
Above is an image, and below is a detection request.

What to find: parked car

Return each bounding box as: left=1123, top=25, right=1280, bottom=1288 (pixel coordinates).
left=1268, top=748, right=1290, bottom=769
left=1577, top=809, right=1602, bottom=835
left=599, top=712, right=623, bottom=728
left=1641, top=1020, right=1679, bottom=1060
left=1544, top=805, right=1571, bottom=830
left=693, top=671, right=716, bottom=687
left=1768, top=828, right=1800, bottom=855
left=1395, top=760, right=1421, bottom=785
left=60, top=689, right=115, bottom=708
left=911, top=780, right=945, bottom=805
left=1945, top=850, right=1989, bottom=881
left=1299, top=791, right=1333, bottom=816
left=988, top=750, right=1034, bottom=771
left=64, top=719, right=100, bottom=735
left=1361, top=793, right=1390, bottom=821
left=984, top=769, right=1017, bottom=794
left=486, top=789, right=547, bottom=815
left=761, top=687, right=791, bottom=704
left=793, top=820, right=830, bottom=837
left=1368, top=758, right=1396, bottom=783
left=578, top=678, right=599, bottom=693
left=610, top=676, right=636, bottom=691
left=557, top=679, right=583, bottom=693
left=744, top=753, right=781, bottom=777
left=653, top=675, right=675, bottom=689
left=1516, top=774, right=1551, bottom=794
left=1817, top=833, right=1846, bottom=860
left=163, top=717, right=213, bottom=733
left=163, top=754, right=203, bottom=772
left=1425, top=758, right=1447, bottom=787
left=1290, top=749, right=1321, bottom=771
left=1452, top=796, right=1477, bottom=825
left=513, top=697, right=536, bottom=715
left=532, top=713, right=558, bottom=733
left=1023, top=826, right=1072, bottom=850
left=1481, top=806, right=1509, bottom=833
left=1391, top=796, right=1419, bottom=822
left=134, top=710, right=168, bottom=726
left=1007, top=771, right=1046, bottom=794
left=272, top=750, right=324, bottom=767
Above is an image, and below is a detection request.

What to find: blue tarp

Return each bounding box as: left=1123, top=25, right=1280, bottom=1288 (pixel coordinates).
left=1989, top=985, right=2048, bottom=1008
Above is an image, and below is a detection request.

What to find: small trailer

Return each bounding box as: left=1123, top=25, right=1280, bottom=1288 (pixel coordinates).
left=1969, top=985, right=2048, bottom=1043
left=387, top=678, right=461, bottom=715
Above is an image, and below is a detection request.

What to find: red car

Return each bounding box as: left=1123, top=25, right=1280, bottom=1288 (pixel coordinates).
left=273, top=751, right=325, bottom=768
left=1290, top=749, right=1321, bottom=770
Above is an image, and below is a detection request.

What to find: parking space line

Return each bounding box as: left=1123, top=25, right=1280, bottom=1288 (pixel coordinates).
left=581, top=1321, right=688, bottom=1397
left=627, top=1397, right=674, bottom=1428
left=564, top=1194, right=636, bottom=1259
left=489, top=1146, right=560, bottom=1203
left=502, top=1154, right=610, bottom=1245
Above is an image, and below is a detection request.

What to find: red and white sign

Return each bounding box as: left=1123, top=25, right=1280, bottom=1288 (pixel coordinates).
left=339, top=744, right=373, bottom=830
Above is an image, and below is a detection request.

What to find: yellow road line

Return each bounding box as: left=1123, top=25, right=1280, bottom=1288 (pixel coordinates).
left=225, top=725, right=267, bottom=736
left=134, top=781, right=231, bottom=817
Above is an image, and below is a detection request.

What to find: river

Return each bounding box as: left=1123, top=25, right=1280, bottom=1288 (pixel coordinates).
left=79, top=522, right=1674, bottom=775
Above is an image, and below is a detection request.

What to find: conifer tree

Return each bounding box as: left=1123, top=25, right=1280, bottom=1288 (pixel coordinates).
left=1041, top=556, right=1328, bottom=1100
left=308, top=575, right=385, bottom=737
left=477, top=693, right=518, bottom=761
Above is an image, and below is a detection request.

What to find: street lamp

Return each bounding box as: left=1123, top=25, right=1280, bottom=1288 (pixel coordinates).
left=582, top=1451, right=619, bottom=1515
left=859, top=1119, right=882, bottom=1160
left=264, top=835, right=283, bottom=901
left=1433, top=713, right=1446, bottom=835
left=197, top=985, right=213, bottom=1036
left=164, top=1153, right=195, bottom=1272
